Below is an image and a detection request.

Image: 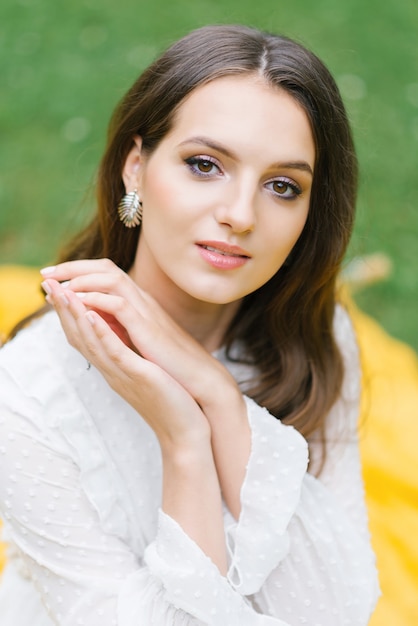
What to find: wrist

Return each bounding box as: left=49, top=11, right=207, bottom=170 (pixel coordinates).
left=196, top=361, right=245, bottom=414
left=160, top=429, right=212, bottom=464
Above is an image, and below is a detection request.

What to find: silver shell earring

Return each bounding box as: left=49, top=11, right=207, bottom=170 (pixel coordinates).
left=117, top=189, right=143, bottom=228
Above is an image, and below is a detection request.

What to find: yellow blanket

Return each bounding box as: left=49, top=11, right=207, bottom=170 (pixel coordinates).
left=1, top=265, right=417, bottom=624
left=349, top=303, right=418, bottom=624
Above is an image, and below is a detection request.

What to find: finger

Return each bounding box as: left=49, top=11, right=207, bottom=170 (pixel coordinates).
left=61, top=272, right=145, bottom=308
left=76, top=307, right=177, bottom=418
left=82, top=309, right=140, bottom=378
left=53, top=284, right=140, bottom=382
left=50, top=283, right=211, bottom=439
left=40, top=258, right=121, bottom=282
left=44, top=279, right=206, bottom=436
left=42, top=263, right=178, bottom=333
left=44, top=275, right=142, bottom=356
left=43, top=279, right=91, bottom=354
left=45, top=266, right=153, bottom=322
left=73, top=291, right=149, bottom=352
left=43, top=279, right=114, bottom=362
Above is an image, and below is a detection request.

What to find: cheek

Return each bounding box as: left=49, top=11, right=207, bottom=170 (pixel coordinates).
left=142, top=171, right=196, bottom=227
left=142, top=175, right=171, bottom=215
left=264, top=208, right=309, bottom=256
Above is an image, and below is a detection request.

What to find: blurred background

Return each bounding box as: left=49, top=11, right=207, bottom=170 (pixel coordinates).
left=0, top=0, right=417, bottom=350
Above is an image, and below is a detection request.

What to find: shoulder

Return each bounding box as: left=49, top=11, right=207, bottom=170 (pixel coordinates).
left=320, top=303, right=361, bottom=447
left=333, top=302, right=361, bottom=401
left=333, top=302, right=358, bottom=351
left=307, top=303, right=362, bottom=475
left=0, top=309, right=78, bottom=375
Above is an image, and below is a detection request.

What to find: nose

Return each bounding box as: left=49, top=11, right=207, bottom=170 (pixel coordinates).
left=214, top=179, right=256, bottom=234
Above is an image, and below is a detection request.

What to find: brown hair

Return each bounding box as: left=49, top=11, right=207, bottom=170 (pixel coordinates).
left=18, top=25, right=358, bottom=456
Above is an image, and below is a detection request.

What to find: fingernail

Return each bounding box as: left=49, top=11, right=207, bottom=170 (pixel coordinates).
left=75, top=292, right=86, bottom=298
left=40, top=266, right=56, bottom=276
left=61, top=280, right=70, bottom=288
left=60, top=293, right=69, bottom=306
left=41, top=280, right=51, bottom=295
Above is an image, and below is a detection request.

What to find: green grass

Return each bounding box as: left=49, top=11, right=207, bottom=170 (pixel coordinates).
left=1, top=0, right=417, bottom=349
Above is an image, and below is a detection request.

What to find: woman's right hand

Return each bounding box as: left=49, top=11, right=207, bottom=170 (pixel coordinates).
left=41, top=259, right=239, bottom=411
left=41, top=259, right=251, bottom=520
left=42, top=278, right=211, bottom=452
left=42, top=278, right=229, bottom=573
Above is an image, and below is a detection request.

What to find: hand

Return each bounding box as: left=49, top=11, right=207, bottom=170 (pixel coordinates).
left=41, top=259, right=241, bottom=411
left=41, top=274, right=211, bottom=452
left=42, top=259, right=251, bottom=519
left=42, top=269, right=229, bottom=571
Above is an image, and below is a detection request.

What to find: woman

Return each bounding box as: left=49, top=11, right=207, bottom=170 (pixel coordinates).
left=0, top=24, right=379, bottom=625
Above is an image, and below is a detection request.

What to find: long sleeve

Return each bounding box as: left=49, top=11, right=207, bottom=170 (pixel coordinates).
left=222, top=305, right=380, bottom=622
left=0, top=399, right=288, bottom=625
left=0, top=308, right=379, bottom=625
left=0, top=314, right=299, bottom=625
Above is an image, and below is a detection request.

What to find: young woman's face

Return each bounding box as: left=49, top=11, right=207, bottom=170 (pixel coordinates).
left=129, top=75, right=315, bottom=307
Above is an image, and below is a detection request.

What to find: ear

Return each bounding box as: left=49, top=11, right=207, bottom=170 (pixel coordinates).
left=122, top=136, right=144, bottom=193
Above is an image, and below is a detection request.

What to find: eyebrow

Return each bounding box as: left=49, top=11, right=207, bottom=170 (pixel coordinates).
left=178, top=136, right=314, bottom=177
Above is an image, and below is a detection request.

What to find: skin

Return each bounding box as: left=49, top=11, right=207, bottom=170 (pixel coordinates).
left=41, top=75, right=315, bottom=575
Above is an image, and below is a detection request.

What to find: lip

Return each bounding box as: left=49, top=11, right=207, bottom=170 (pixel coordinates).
left=196, top=240, right=251, bottom=258
left=196, top=240, right=251, bottom=270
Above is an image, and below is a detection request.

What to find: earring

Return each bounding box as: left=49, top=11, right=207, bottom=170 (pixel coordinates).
left=117, top=189, right=143, bottom=228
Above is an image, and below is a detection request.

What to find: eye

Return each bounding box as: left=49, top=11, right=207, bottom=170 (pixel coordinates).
left=266, top=178, right=302, bottom=200
left=185, top=156, right=222, bottom=178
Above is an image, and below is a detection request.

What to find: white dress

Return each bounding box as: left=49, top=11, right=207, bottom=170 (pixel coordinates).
left=0, top=306, right=379, bottom=625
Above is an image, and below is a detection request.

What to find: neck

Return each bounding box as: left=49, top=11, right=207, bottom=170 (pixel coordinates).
left=172, top=300, right=240, bottom=353
left=129, top=267, right=241, bottom=353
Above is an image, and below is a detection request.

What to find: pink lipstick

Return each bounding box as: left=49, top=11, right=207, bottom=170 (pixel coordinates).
left=196, top=240, right=251, bottom=270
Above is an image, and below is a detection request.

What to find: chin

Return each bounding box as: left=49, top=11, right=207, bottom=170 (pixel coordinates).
left=177, top=276, right=252, bottom=305
left=188, top=288, right=246, bottom=306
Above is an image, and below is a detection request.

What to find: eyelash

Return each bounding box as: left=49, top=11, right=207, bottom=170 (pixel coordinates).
left=265, top=178, right=302, bottom=200
left=184, top=155, right=302, bottom=200
left=184, top=155, right=221, bottom=178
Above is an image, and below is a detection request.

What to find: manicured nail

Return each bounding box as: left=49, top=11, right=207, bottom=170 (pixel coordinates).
left=75, top=292, right=86, bottom=298
left=40, top=266, right=56, bottom=276
left=61, top=280, right=70, bottom=288
left=41, top=280, right=51, bottom=295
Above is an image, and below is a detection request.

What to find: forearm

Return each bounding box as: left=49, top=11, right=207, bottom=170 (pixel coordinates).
left=161, top=439, right=228, bottom=575
left=198, top=380, right=251, bottom=520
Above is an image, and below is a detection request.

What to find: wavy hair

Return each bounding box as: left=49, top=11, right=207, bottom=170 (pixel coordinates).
left=19, top=25, right=358, bottom=458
